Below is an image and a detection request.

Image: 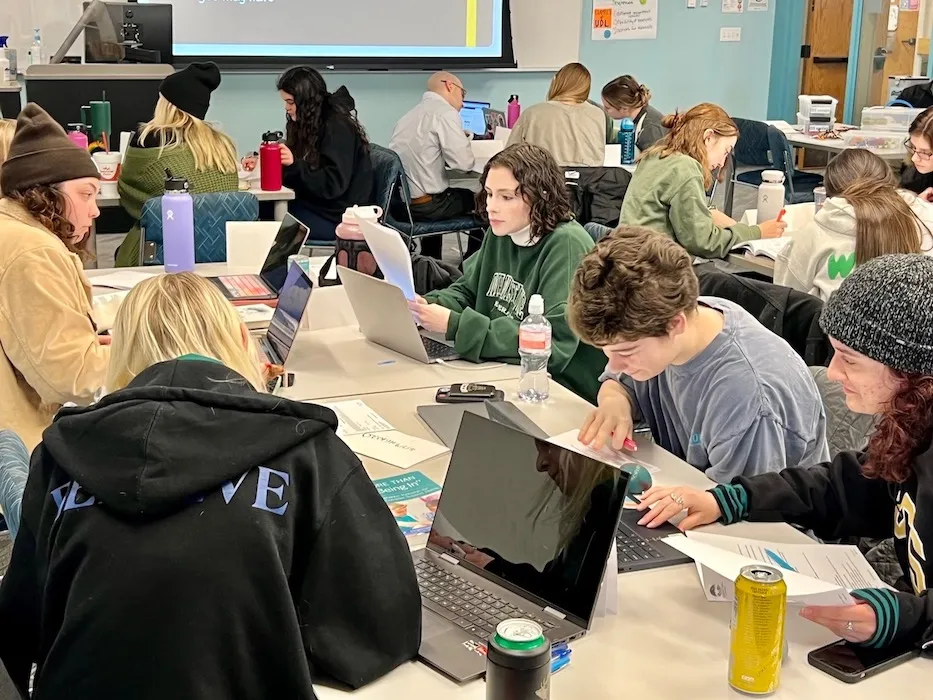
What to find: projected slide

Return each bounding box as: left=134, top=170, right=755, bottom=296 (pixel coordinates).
left=141, top=0, right=505, bottom=59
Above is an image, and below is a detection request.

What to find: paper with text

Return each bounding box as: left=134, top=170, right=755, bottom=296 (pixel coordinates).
left=320, top=400, right=394, bottom=438
left=342, top=430, right=450, bottom=470
left=547, top=430, right=660, bottom=474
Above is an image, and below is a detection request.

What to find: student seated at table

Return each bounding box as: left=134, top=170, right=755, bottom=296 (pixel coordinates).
left=619, top=103, right=786, bottom=259
left=0, top=103, right=109, bottom=453
left=636, top=255, right=933, bottom=653
left=277, top=66, right=373, bottom=242
left=0, top=118, right=15, bottom=163
left=116, top=62, right=238, bottom=267
left=506, top=63, right=607, bottom=167
left=775, top=149, right=931, bottom=301
left=568, top=227, right=829, bottom=483
left=0, top=272, right=421, bottom=699
left=900, top=107, right=933, bottom=200
left=408, top=143, right=605, bottom=403
left=600, top=75, right=666, bottom=151
left=388, top=71, right=477, bottom=260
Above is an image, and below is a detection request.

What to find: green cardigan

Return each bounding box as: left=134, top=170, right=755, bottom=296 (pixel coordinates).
left=115, top=138, right=238, bottom=267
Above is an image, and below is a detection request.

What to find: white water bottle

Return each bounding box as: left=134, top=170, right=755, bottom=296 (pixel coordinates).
left=28, top=28, right=43, bottom=67
left=518, top=294, right=551, bottom=403
left=757, top=169, right=786, bottom=223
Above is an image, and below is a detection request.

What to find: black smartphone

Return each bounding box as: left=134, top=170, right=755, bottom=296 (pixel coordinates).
left=435, top=383, right=504, bottom=404
left=807, top=638, right=919, bottom=683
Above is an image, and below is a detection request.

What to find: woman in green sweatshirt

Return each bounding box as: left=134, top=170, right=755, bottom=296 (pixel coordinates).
left=619, top=102, right=786, bottom=259
left=115, top=62, right=239, bottom=267
left=408, top=143, right=604, bottom=403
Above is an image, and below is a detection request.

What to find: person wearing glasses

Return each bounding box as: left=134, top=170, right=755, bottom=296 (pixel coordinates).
left=388, top=71, right=477, bottom=260
left=901, top=107, right=933, bottom=202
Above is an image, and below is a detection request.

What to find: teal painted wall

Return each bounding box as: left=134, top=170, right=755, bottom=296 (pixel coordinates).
left=203, top=0, right=777, bottom=152
left=767, top=0, right=805, bottom=121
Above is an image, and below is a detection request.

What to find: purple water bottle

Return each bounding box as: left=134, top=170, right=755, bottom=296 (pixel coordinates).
left=161, top=169, right=195, bottom=273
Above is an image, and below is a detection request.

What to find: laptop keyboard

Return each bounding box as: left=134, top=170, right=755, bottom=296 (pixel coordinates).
left=421, top=336, right=457, bottom=361
left=415, top=558, right=558, bottom=639
left=616, top=520, right=665, bottom=565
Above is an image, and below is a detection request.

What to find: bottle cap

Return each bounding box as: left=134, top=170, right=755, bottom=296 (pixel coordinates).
left=262, top=130, right=283, bottom=142
left=163, top=169, right=189, bottom=193
left=761, top=169, right=785, bottom=183
left=0, top=37, right=8, bottom=48
left=528, top=294, right=544, bottom=315
left=621, top=117, right=635, bottom=129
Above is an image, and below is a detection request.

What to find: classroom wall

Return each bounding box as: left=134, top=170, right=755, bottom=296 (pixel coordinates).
left=767, top=0, right=806, bottom=122
left=207, top=0, right=777, bottom=153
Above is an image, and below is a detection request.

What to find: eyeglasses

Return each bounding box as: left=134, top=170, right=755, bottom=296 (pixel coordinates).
left=904, top=140, right=933, bottom=160
left=443, top=80, right=467, bottom=98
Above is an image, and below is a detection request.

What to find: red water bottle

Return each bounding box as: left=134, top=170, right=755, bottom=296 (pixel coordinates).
left=260, top=130, right=284, bottom=191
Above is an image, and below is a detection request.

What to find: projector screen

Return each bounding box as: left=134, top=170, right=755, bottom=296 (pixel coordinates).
left=138, top=0, right=514, bottom=68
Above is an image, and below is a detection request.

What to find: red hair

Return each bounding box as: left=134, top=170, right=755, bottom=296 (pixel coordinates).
left=863, top=372, right=933, bottom=483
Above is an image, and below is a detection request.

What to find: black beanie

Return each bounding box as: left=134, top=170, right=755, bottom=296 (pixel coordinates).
left=159, top=62, right=222, bottom=120
left=0, top=103, right=100, bottom=196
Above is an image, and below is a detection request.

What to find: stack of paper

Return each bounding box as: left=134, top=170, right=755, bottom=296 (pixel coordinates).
left=90, top=270, right=157, bottom=290
left=731, top=238, right=791, bottom=260
left=236, top=304, right=275, bottom=330
left=663, top=531, right=889, bottom=606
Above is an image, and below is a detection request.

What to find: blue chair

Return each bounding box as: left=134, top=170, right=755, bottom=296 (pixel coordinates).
left=139, top=191, right=260, bottom=265
left=370, top=144, right=484, bottom=261
left=583, top=221, right=612, bottom=241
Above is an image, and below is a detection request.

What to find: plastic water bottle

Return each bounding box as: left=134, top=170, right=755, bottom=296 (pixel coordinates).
left=162, top=169, right=195, bottom=273
left=518, top=294, right=551, bottom=403
left=28, top=28, right=42, bottom=67
left=619, top=117, right=636, bottom=165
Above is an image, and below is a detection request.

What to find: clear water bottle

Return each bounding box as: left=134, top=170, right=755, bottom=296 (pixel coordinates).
left=619, top=117, right=636, bottom=165
left=518, top=294, right=551, bottom=403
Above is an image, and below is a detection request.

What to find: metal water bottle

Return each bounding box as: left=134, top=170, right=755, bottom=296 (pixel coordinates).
left=162, top=169, right=195, bottom=273
left=619, top=118, right=636, bottom=165
left=260, top=131, right=284, bottom=191
left=507, top=95, right=521, bottom=129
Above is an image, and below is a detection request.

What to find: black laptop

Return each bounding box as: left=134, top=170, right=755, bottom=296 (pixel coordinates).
left=414, top=413, right=628, bottom=682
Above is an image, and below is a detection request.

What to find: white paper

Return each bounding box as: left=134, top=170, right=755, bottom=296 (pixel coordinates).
left=592, top=0, right=658, bottom=41
left=320, top=399, right=394, bottom=438
left=547, top=430, right=660, bottom=475
left=236, top=304, right=275, bottom=326
left=89, top=270, right=157, bottom=290
left=731, top=238, right=791, bottom=260
left=603, top=143, right=622, bottom=166
left=357, top=217, right=417, bottom=301
left=748, top=0, right=768, bottom=10
left=342, top=430, right=450, bottom=470
left=470, top=140, right=506, bottom=174
left=721, top=0, right=743, bottom=12
left=493, top=126, right=512, bottom=142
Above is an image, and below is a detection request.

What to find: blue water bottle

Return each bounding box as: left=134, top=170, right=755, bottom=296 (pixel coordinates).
left=161, top=169, right=195, bottom=273
left=618, top=118, right=636, bottom=165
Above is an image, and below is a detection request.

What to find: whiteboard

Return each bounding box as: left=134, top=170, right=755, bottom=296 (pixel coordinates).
left=3, top=0, right=582, bottom=72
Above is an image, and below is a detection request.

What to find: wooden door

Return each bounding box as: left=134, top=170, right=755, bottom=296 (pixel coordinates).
left=878, top=7, right=920, bottom=104
left=801, top=0, right=855, bottom=108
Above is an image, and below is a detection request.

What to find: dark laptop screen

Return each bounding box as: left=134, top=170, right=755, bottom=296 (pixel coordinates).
left=259, top=214, right=310, bottom=293
left=267, top=264, right=313, bottom=363
left=428, top=413, right=628, bottom=624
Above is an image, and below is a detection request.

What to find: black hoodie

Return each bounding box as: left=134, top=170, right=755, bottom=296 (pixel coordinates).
left=0, top=358, right=421, bottom=699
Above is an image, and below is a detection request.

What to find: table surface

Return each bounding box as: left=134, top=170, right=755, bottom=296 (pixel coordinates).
left=311, top=380, right=927, bottom=699
left=726, top=252, right=776, bottom=277
left=96, top=185, right=295, bottom=208
left=766, top=120, right=906, bottom=160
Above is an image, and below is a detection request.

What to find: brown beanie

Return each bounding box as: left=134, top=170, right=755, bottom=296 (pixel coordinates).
left=0, top=103, right=100, bottom=196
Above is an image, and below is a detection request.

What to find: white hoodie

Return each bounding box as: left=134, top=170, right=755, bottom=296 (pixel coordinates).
left=773, top=190, right=933, bottom=301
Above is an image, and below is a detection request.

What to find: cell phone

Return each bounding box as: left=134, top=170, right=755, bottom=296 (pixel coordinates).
left=435, top=383, right=504, bottom=404
left=807, top=638, right=919, bottom=683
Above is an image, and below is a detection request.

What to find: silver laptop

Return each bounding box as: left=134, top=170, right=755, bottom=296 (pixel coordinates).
left=417, top=400, right=549, bottom=449
left=337, top=266, right=459, bottom=363
left=253, top=263, right=313, bottom=367
left=415, top=412, right=628, bottom=682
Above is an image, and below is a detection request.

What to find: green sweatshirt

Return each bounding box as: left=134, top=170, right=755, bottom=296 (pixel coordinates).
left=115, top=135, right=238, bottom=267
left=620, top=152, right=760, bottom=259
left=424, top=221, right=604, bottom=404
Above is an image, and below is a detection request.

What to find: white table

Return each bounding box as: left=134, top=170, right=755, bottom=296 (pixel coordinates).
left=766, top=120, right=906, bottom=162
left=313, top=381, right=926, bottom=699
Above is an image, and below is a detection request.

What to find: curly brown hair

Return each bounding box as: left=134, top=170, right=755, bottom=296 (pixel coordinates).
left=863, top=372, right=933, bottom=483
left=5, top=186, right=92, bottom=261
left=568, top=226, right=698, bottom=345
left=476, top=143, right=573, bottom=242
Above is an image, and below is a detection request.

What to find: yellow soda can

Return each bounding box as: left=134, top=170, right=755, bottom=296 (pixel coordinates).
left=729, top=564, right=787, bottom=695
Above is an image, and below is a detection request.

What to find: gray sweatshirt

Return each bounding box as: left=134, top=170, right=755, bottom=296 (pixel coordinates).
left=603, top=297, right=829, bottom=483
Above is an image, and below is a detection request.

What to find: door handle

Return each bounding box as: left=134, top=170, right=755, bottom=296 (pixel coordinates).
left=812, top=56, right=849, bottom=64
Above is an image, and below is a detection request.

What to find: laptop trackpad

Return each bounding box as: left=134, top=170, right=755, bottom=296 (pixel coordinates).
left=419, top=609, right=487, bottom=682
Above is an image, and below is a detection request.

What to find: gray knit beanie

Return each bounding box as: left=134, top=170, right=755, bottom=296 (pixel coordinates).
left=820, top=254, right=933, bottom=375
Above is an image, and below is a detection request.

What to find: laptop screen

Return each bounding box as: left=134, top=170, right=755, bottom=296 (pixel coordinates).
left=266, top=263, right=313, bottom=363
left=259, top=213, right=310, bottom=294
left=428, top=413, right=628, bottom=624
left=460, top=100, right=491, bottom=135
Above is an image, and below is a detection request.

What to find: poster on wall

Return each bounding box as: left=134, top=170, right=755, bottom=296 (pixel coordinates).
left=592, top=0, right=659, bottom=41
left=721, top=0, right=744, bottom=12
left=748, top=0, right=768, bottom=10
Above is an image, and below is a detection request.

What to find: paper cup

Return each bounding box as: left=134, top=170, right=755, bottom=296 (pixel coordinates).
left=93, top=152, right=121, bottom=197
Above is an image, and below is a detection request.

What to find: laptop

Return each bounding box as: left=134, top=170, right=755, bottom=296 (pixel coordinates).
left=337, top=266, right=459, bottom=363
left=415, top=412, right=628, bottom=682
left=252, top=262, right=313, bottom=369
left=418, top=400, right=548, bottom=449
left=460, top=100, right=492, bottom=137
left=210, top=213, right=309, bottom=302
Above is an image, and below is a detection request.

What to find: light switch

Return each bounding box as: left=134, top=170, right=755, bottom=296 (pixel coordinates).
left=720, top=27, right=742, bottom=41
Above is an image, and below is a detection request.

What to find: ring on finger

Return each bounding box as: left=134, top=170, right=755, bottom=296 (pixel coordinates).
left=845, top=621, right=854, bottom=632
left=670, top=492, right=685, bottom=506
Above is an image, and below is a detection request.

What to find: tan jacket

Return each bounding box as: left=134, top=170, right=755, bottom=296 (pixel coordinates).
left=506, top=101, right=606, bottom=167
left=0, top=199, right=109, bottom=452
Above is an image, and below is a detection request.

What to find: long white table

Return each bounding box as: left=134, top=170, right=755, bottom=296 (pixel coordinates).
left=766, top=120, right=906, bottom=162
left=313, top=380, right=926, bottom=698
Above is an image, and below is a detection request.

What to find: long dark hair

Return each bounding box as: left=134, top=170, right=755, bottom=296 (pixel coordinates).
left=476, top=144, right=573, bottom=242
left=276, top=66, right=368, bottom=168
left=864, top=372, right=933, bottom=483
left=6, top=185, right=92, bottom=262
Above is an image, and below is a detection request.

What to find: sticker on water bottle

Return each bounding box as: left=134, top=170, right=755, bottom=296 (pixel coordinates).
left=519, top=328, right=551, bottom=351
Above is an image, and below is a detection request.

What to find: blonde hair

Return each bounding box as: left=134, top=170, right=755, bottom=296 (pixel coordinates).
left=824, top=149, right=925, bottom=263
left=108, top=273, right=266, bottom=392
left=0, top=118, right=16, bottom=164
left=138, top=96, right=238, bottom=174
left=546, top=63, right=592, bottom=104
left=643, top=102, right=738, bottom=190
left=601, top=75, right=650, bottom=112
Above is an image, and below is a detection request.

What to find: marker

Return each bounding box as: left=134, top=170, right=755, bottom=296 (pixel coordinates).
left=776, top=208, right=786, bottom=223
left=623, top=437, right=638, bottom=452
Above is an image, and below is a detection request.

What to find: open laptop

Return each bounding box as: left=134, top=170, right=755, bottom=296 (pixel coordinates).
left=209, top=213, right=309, bottom=302
left=252, top=262, right=313, bottom=369
left=460, top=100, right=492, bottom=137
left=337, top=266, right=459, bottom=363
left=415, top=412, right=628, bottom=682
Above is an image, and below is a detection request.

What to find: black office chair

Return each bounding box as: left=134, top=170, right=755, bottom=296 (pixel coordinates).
left=369, top=144, right=484, bottom=262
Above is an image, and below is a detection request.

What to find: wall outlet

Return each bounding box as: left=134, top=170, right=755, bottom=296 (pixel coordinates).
left=720, top=27, right=742, bottom=41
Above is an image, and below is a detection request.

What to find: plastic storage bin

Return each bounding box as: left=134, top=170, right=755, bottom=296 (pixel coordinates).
left=860, top=106, right=924, bottom=132
left=842, top=130, right=906, bottom=155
